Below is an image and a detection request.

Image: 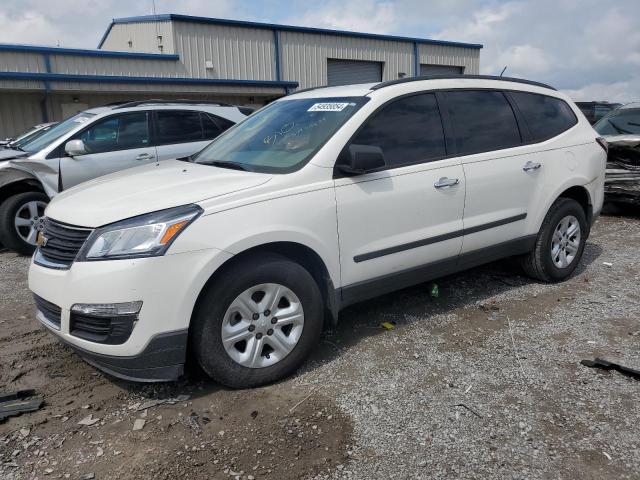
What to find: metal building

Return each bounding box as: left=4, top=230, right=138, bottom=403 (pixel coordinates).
left=0, top=14, right=482, bottom=138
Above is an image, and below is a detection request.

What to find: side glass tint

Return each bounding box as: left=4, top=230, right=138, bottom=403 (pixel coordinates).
left=351, top=93, right=446, bottom=167
left=156, top=110, right=203, bottom=144
left=444, top=90, right=521, bottom=155
left=511, top=92, right=578, bottom=141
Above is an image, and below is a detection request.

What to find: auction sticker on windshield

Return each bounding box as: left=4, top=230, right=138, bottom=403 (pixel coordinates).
left=307, top=103, right=350, bottom=112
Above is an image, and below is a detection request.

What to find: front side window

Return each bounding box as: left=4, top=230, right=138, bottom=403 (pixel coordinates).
left=195, top=97, right=368, bottom=173
left=444, top=90, right=522, bottom=155
left=350, top=93, right=446, bottom=167
left=156, top=110, right=203, bottom=144
left=511, top=92, right=577, bottom=142
left=202, top=113, right=224, bottom=140
left=23, top=112, right=95, bottom=154
left=594, top=108, right=640, bottom=135
left=76, top=112, right=149, bottom=154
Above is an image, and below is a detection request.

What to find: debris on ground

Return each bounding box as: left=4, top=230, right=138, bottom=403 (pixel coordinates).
left=132, top=418, right=146, bottom=431
left=380, top=321, right=395, bottom=330
left=603, top=261, right=613, bottom=267
left=581, top=358, right=640, bottom=380
left=430, top=283, right=440, bottom=298
left=135, top=394, right=190, bottom=411
left=0, top=389, right=43, bottom=421
left=77, top=414, right=100, bottom=426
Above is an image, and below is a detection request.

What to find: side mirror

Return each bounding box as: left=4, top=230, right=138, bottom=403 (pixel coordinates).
left=65, top=139, right=87, bottom=157
left=337, top=144, right=386, bottom=175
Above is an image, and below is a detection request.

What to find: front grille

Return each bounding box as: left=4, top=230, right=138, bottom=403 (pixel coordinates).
left=70, top=313, right=136, bottom=345
left=38, top=218, right=92, bottom=268
left=33, top=294, right=62, bottom=329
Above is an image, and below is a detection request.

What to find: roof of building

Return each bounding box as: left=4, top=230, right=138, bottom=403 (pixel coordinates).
left=98, top=14, right=484, bottom=50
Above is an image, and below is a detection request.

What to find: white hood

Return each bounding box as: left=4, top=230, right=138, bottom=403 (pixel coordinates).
left=46, top=160, right=271, bottom=227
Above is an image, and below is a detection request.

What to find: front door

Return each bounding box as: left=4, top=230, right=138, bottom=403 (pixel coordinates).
left=59, top=111, right=156, bottom=189
left=334, top=92, right=466, bottom=303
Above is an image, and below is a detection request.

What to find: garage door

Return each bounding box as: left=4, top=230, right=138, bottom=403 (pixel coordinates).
left=420, top=64, right=465, bottom=76
left=327, top=60, right=383, bottom=86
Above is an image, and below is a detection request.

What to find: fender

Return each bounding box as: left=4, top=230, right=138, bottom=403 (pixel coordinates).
left=6, top=159, right=59, bottom=197
left=533, top=177, right=595, bottom=233
left=0, top=167, right=49, bottom=199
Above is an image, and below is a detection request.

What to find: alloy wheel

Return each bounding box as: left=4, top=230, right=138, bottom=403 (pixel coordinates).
left=14, top=200, right=47, bottom=245
left=221, top=283, right=305, bottom=368
left=550, top=214, right=581, bottom=268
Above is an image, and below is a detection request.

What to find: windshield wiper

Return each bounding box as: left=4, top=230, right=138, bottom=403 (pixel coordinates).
left=607, top=119, right=632, bottom=135
left=206, top=160, right=252, bottom=171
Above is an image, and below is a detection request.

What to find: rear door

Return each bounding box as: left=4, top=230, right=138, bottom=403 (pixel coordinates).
left=443, top=90, right=563, bottom=256
left=153, top=110, right=225, bottom=161
left=59, top=111, right=155, bottom=189
left=335, top=92, right=466, bottom=302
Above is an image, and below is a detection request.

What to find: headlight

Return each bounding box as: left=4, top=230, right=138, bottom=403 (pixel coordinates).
left=78, top=204, right=203, bottom=260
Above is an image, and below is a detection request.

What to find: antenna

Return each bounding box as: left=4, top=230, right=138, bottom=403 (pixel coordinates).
left=499, top=66, right=507, bottom=77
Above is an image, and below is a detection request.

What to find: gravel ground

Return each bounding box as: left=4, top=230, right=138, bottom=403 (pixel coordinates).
left=1, top=212, right=639, bottom=479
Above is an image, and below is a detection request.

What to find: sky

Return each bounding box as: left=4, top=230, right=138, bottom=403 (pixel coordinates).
left=1, top=0, right=639, bottom=102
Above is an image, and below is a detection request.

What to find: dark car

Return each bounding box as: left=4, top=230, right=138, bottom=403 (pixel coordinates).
left=576, top=101, right=621, bottom=125
left=593, top=103, right=640, bottom=205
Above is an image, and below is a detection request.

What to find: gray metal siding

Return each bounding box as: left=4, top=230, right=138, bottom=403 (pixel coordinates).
left=327, top=59, right=382, bottom=86
left=418, top=44, right=479, bottom=75
left=172, top=21, right=276, bottom=80
left=49, top=55, right=185, bottom=77
left=280, top=31, right=413, bottom=88
left=420, top=64, right=465, bottom=76
left=0, top=93, right=44, bottom=138
left=100, top=21, right=175, bottom=54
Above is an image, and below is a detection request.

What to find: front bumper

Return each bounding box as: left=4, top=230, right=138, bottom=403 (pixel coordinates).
left=29, top=247, right=233, bottom=382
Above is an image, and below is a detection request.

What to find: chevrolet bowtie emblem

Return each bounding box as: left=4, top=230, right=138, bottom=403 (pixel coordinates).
left=36, top=232, right=48, bottom=247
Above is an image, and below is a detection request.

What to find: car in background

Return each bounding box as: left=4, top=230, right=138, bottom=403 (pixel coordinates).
left=576, top=101, right=621, bottom=125
left=0, top=122, right=58, bottom=159
left=0, top=100, right=248, bottom=254
left=593, top=103, right=640, bottom=206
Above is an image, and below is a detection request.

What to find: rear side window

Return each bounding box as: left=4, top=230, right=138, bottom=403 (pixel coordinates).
left=351, top=93, right=446, bottom=167
left=156, top=110, right=203, bottom=144
left=510, top=92, right=577, bottom=142
left=444, top=90, right=521, bottom=155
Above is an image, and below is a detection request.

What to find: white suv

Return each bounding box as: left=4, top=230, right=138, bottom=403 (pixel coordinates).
left=29, top=76, right=606, bottom=388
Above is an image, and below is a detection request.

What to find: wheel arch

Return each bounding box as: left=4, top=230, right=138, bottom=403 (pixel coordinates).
left=0, top=169, right=47, bottom=205
left=190, top=241, right=340, bottom=337
left=533, top=182, right=593, bottom=237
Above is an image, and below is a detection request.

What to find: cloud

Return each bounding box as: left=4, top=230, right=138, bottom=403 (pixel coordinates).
left=288, top=0, right=398, bottom=33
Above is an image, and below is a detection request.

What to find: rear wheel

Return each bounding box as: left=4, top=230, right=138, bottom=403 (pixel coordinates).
left=192, top=253, right=323, bottom=388
left=520, top=197, right=588, bottom=282
left=0, top=191, right=48, bottom=255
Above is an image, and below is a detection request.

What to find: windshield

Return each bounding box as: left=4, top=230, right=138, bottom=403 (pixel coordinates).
left=10, top=124, right=56, bottom=150
left=23, top=112, right=95, bottom=154
left=194, top=97, right=369, bottom=173
left=594, top=108, right=640, bottom=135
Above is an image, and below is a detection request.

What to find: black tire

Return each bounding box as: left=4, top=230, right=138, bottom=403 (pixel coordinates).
left=0, top=191, right=49, bottom=256
left=520, top=197, right=588, bottom=282
left=191, top=253, right=323, bottom=388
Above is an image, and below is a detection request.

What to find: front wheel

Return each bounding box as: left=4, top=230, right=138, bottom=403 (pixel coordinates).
left=191, top=253, right=323, bottom=388
left=0, top=191, right=49, bottom=255
left=520, top=197, right=588, bottom=282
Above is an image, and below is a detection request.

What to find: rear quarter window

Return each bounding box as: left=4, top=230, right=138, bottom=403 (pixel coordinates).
left=510, top=92, right=577, bottom=142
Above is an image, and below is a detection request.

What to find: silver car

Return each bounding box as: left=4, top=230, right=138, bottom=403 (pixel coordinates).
left=0, top=100, right=249, bottom=254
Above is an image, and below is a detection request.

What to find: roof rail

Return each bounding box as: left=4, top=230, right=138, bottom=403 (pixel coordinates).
left=286, top=85, right=329, bottom=96
left=370, top=74, right=557, bottom=91
left=111, top=99, right=234, bottom=109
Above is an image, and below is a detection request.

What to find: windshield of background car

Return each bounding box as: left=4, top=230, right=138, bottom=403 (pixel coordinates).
left=594, top=108, right=640, bottom=135
left=22, top=113, right=95, bottom=154
left=194, top=97, right=369, bottom=173
left=11, top=125, right=55, bottom=149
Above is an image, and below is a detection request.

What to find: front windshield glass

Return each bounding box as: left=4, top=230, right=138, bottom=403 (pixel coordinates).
left=11, top=125, right=55, bottom=150
left=195, top=97, right=369, bottom=173
left=23, top=113, right=95, bottom=154
left=593, top=108, right=640, bottom=135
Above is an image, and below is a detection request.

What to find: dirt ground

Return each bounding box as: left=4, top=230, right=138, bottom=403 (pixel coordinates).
left=1, top=211, right=639, bottom=480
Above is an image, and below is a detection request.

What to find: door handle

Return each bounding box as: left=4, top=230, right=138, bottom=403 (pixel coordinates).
left=434, top=177, right=460, bottom=189
left=136, top=153, right=155, bottom=161
left=523, top=161, right=541, bottom=172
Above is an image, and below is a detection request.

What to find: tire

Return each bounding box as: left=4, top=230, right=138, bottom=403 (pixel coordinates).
left=0, top=191, right=49, bottom=256
left=520, top=197, right=588, bottom=282
left=191, top=253, right=324, bottom=388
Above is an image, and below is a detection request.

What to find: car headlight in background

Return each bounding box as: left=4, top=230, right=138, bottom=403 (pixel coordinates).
left=78, top=204, right=203, bottom=260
